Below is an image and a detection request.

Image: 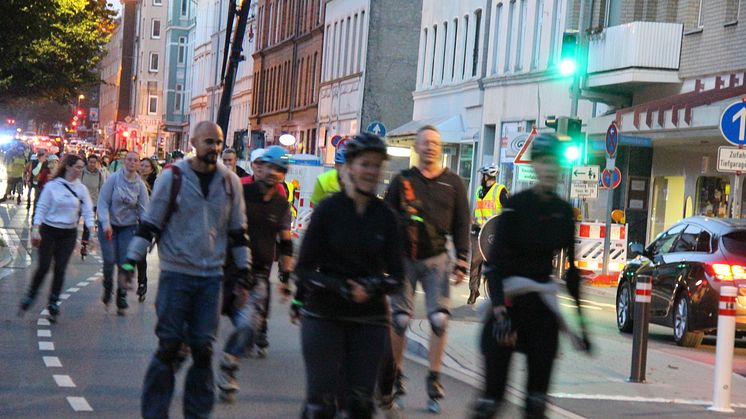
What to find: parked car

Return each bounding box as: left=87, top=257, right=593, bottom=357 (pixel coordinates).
left=616, top=216, right=746, bottom=347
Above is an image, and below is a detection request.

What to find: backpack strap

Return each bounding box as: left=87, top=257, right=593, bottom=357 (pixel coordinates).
left=399, top=175, right=421, bottom=260
left=61, top=182, right=84, bottom=220
left=160, top=165, right=182, bottom=232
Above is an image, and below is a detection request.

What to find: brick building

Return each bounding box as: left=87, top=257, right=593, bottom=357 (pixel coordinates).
left=250, top=0, right=326, bottom=153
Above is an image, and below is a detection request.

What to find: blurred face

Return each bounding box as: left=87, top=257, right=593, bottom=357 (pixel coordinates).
left=191, top=123, right=224, bottom=165
left=414, top=129, right=442, bottom=166
left=140, top=159, right=153, bottom=175
left=68, top=159, right=85, bottom=180
left=117, top=150, right=127, bottom=160
left=256, top=161, right=285, bottom=187
left=531, top=155, right=560, bottom=190
left=347, top=151, right=384, bottom=195
left=87, top=157, right=98, bottom=171
left=222, top=153, right=237, bottom=169
left=123, top=152, right=139, bottom=173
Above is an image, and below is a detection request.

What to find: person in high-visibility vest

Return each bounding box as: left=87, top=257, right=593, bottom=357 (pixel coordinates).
left=283, top=179, right=298, bottom=218
left=310, top=137, right=349, bottom=206
left=468, top=163, right=508, bottom=305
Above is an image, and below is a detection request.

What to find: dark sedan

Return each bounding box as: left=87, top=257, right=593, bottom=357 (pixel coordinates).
left=616, top=216, right=746, bottom=347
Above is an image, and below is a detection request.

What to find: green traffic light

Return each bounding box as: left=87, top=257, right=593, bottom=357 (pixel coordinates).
left=563, top=144, right=581, bottom=163
left=559, top=58, right=577, bottom=76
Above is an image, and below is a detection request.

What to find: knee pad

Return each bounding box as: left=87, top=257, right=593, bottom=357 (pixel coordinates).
left=346, top=388, right=374, bottom=419
left=392, top=312, right=411, bottom=336
left=301, top=401, right=336, bottom=419
left=428, top=311, right=450, bottom=337
left=155, top=340, right=182, bottom=364
left=190, top=342, right=213, bottom=368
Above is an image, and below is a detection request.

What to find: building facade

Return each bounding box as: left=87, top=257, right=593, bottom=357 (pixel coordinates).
left=163, top=0, right=196, bottom=154
left=317, top=0, right=422, bottom=168
left=250, top=0, right=325, bottom=153
left=99, top=16, right=124, bottom=149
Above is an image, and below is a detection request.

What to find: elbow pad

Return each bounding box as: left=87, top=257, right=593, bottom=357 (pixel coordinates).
left=278, top=238, right=293, bottom=257
left=135, top=221, right=162, bottom=243
left=228, top=229, right=250, bottom=248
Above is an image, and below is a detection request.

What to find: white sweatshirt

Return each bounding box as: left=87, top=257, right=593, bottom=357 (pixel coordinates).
left=33, top=177, right=95, bottom=229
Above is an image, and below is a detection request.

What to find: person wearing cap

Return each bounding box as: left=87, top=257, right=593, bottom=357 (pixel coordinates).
left=468, top=164, right=509, bottom=305
left=310, top=137, right=348, bottom=206
left=470, top=133, right=586, bottom=419
left=292, top=133, right=403, bottom=418
left=217, top=145, right=295, bottom=399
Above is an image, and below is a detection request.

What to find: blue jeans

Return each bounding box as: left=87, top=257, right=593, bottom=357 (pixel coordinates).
left=223, top=269, right=269, bottom=357
left=98, top=223, right=137, bottom=291
left=141, top=271, right=222, bottom=419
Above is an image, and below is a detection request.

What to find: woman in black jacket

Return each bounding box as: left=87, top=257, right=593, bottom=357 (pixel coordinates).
left=292, top=133, right=404, bottom=419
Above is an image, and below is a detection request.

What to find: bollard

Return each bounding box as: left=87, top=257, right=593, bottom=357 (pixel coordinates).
left=629, top=275, right=652, bottom=383
left=709, top=286, right=738, bottom=413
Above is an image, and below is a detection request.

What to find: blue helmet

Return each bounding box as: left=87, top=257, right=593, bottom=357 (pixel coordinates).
left=259, top=145, right=290, bottom=170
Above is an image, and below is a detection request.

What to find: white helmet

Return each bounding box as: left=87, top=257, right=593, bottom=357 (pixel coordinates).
left=479, top=164, right=499, bottom=177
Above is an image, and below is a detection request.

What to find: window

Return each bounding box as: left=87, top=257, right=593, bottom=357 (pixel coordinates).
left=649, top=224, right=686, bottom=256
left=177, top=36, right=187, bottom=64
left=151, top=19, right=161, bottom=39
left=148, top=95, right=158, bottom=115
left=451, top=18, right=458, bottom=79
left=181, top=0, right=188, bottom=17
left=472, top=10, right=482, bottom=77
left=149, top=53, right=159, bottom=72
left=530, top=0, right=543, bottom=70
left=420, top=28, right=428, bottom=84
left=174, top=84, right=183, bottom=113
left=726, top=0, right=740, bottom=24
left=504, top=1, right=515, bottom=72
left=491, top=4, right=502, bottom=74
left=673, top=225, right=709, bottom=253
left=697, top=0, right=704, bottom=28
left=153, top=0, right=162, bottom=5
left=514, top=1, right=527, bottom=71
left=461, top=16, right=469, bottom=78
left=695, top=176, right=730, bottom=218
left=431, top=25, right=438, bottom=84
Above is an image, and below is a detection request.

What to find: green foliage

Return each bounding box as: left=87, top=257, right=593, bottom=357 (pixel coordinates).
left=0, top=0, right=115, bottom=104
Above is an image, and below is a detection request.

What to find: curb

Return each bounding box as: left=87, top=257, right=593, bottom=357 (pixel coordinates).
left=0, top=245, right=10, bottom=269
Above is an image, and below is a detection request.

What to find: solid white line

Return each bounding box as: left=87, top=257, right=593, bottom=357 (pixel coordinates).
left=66, top=397, right=93, bottom=412
left=560, top=303, right=576, bottom=309
left=549, top=393, right=746, bottom=408
left=558, top=294, right=617, bottom=308
left=38, top=341, right=54, bottom=351
left=66, top=287, right=80, bottom=292
left=60, top=294, right=70, bottom=300
left=42, top=356, right=62, bottom=367
left=37, top=318, right=51, bottom=326
left=53, top=375, right=75, bottom=388
left=578, top=304, right=602, bottom=311
left=37, top=329, right=51, bottom=338
left=76, top=281, right=88, bottom=287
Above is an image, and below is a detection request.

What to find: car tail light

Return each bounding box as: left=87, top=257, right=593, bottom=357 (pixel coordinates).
left=710, top=263, right=746, bottom=281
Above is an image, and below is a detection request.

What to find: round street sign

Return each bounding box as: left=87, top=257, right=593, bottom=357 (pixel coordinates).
left=601, top=167, right=622, bottom=189
left=720, top=100, right=746, bottom=146
left=606, top=122, right=619, bottom=158
left=366, top=121, right=387, bottom=137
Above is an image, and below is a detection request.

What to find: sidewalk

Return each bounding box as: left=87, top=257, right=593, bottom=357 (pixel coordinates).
left=405, top=302, right=746, bottom=417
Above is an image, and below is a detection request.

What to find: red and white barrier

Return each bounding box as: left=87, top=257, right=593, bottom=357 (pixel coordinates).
left=635, top=280, right=652, bottom=303
left=709, top=286, right=738, bottom=413
left=574, top=222, right=628, bottom=284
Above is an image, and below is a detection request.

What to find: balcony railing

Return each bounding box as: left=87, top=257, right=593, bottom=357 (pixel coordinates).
left=587, top=21, right=683, bottom=74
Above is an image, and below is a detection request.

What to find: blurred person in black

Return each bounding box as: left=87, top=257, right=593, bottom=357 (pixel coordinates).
left=292, top=133, right=403, bottom=418
left=471, top=133, right=589, bottom=419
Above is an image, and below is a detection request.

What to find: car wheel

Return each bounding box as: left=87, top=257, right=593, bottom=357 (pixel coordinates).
left=616, top=283, right=633, bottom=333
left=673, top=293, right=704, bottom=348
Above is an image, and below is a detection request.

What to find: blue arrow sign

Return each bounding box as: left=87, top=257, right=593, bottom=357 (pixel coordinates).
left=605, top=122, right=619, bottom=158
left=366, top=121, right=387, bottom=137
left=720, top=101, right=746, bottom=146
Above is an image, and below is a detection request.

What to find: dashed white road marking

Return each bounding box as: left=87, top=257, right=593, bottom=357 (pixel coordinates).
left=43, top=356, right=62, bottom=367
left=60, top=294, right=71, bottom=300
left=38, top=341, right=55, bottom=351
left=37, top=318, right=51, bottom=326
left=52, top=375, right=76, bottom=388
left=66, top=287, right=80, bottom=293
left=37, top=329, right=51, bottom=337
left=40, top=309, right=49, bottom=316
left=76, top=281, right=88, bottom=287
left=66, top=396, right=93, bottom=412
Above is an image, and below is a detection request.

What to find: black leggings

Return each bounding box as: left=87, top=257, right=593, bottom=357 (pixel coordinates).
left=481, top=293, right=559, bottom=401
left=301, top=316, right=387, bottom=416
left=27, top=225, right=78, bottom=304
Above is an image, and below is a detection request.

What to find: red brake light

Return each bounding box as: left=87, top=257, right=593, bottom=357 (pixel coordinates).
left=710, top=263, right=746, bottom=281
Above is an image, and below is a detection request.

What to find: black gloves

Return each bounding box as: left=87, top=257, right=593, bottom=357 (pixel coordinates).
left=565, top=267, right=581, bottom=303
left=492, top=307, right=515, bottom=347
left=279, top=271, right=291, bottom=284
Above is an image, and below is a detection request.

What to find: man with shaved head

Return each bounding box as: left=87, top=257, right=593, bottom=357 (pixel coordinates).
left=126, top=121, right=251, bottom=418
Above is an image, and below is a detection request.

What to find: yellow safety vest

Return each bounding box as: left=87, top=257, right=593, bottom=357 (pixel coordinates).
left=310, top=169, right=341, bottom=206
left=285, top=181, right=297, bottom=217
left=473, top=183, right=507, bottom=226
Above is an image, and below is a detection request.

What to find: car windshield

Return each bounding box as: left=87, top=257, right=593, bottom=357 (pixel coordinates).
left=721, top=230, right=746, bottom=256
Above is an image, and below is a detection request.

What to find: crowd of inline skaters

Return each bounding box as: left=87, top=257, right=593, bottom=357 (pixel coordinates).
left=3, top=121, right=591, bottom=419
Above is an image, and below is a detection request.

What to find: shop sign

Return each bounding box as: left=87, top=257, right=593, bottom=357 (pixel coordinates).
left=717, top=146, right=746, bottom=172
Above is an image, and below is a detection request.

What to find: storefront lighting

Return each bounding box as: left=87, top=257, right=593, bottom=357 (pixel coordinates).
left=387, top=146, right=411, bottom=158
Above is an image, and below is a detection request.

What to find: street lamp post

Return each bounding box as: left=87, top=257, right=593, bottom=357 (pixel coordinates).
left=77, top=94, right=85, bottom=112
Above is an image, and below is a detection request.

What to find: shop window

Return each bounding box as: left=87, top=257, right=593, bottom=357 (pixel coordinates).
left=650, top=176, right=685, bottom=240
left=695, top=176, right=730, bottom=218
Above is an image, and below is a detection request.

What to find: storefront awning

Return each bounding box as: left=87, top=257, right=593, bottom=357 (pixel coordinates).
left=386, top=114, right=478, bottom=145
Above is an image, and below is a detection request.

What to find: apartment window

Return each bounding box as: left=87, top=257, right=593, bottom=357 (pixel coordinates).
left=431, top=25, right=438, bottom=85
left=148, top=96, right=158, bottom=115
left=514, top=1, right=526, bottom=71
left=352, top=14, right=359, bottom=72
left=531, top=0, right=543, bottom=70
left=174, top=84, right=183, bottom=113
left=421, top=28, right=428, bottom=84
left=726, top=0, right=740, bottom=24
left=491, top=5, right=502, bottom=74
left=697, top=0, right=705, bottom=28
left=357, top=11, right=366, bottom=72
left=149, top=53, right=159, bottom=72
left=180, top=0, right=188, bottom=17
left=151, top=19, right=161, bottom=38
left=504, top=1, right=515, bottom=73
left=177, top=36, right=187, bottom=64
left=472, top=10, right=482, bottom=77
left=461, top=16, right=469, bottom=78
left=153, top=0, right=162, bottom=5
left=311, top=52, right=318, bottom=101
left=343, top=17, right=350, bottom=76
left=442, top=21, right=449, bottom=80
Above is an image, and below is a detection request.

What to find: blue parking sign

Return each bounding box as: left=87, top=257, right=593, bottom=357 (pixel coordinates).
left=720, top=101, right=746, bottom=146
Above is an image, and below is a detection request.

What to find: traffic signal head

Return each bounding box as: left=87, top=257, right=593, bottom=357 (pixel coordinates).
left=76, top=109, right=83, bottom=116
left=561, top=142, right=582, bottom=164
left=545, top=116, right=558, bottom=130
left=559, top=31, right=579, bottom=76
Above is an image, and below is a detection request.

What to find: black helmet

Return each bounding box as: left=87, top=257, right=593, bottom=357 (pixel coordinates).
left=344, top=132, right=388, bottom=161
left=530, top=133, right=561, bottom=160
left=171, top=150, right=184, bottom=159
